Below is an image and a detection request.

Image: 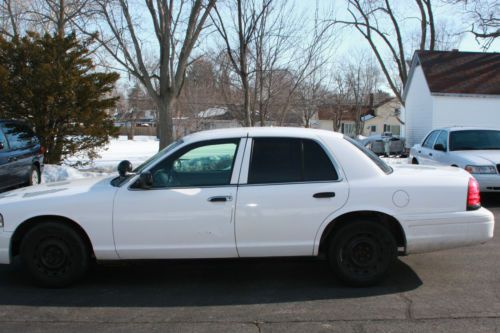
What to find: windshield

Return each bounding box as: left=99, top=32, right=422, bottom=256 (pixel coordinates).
left=344, top=136, right=393, bottom=174
left=133, top=139, right=184, bottom=173
left=450, top=130, right=500, bottom=151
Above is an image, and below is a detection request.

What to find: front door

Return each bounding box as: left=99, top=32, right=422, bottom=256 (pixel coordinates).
left=235, top=137, right=349, bottom=257
left=113, top=138, right=246, bottom=259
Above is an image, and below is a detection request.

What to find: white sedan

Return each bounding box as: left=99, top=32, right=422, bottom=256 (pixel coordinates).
left=0, top=128, right=494, bottom=287
left=410, top=127, right=500, bottom=192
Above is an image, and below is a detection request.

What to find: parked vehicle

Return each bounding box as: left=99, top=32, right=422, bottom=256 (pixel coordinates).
left=410, top=127, right=500, bottom=192
left=0, top=120, right=44, bottom=192
left=0, top=128, right=494, bottom=287
left=360, top=133, right=406, bottom=156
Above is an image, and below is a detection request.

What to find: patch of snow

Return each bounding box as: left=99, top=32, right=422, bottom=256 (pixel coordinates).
left=42, top=165, right=110, bottom=183
left=382, top=157, right=410, bottom=165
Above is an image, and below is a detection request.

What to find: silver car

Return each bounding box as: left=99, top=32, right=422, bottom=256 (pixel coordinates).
left=410, top=127, right=500, bottom=192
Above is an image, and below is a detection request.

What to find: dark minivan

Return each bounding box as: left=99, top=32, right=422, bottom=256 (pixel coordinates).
left=0, top=120, right=44, bottom=192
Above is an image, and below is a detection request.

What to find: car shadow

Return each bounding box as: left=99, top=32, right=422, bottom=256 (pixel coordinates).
left=482, top=193, right=500, bottom=208
left=0, top=257, right=422, bottom=307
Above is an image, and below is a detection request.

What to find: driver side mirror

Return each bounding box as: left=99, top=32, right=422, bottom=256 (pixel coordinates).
left=117, top=160, right=133, bottom=177
left=434, top=143, right=446, bottom=152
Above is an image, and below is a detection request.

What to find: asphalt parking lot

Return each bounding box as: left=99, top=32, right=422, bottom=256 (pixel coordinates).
left=0, top=195, right=499, bottom=333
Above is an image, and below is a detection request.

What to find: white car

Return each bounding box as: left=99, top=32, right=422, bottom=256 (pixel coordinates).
left=0, top=128, right=494, bottom=287
left=410, top=127, right=500, bottom=192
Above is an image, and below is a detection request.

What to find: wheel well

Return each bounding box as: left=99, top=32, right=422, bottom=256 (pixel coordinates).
left=451, top=164, right=459, bottom=167
left=10, top=215, right=95, bottom=259
left=318, top=211, right=406, bottom=255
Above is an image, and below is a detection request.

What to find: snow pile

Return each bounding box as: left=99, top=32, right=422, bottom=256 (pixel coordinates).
left=43, top=136, right=159, bottom=183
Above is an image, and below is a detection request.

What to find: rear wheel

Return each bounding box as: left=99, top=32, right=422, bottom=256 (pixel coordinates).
left=20, top=222, right=89, bottom=287
left=411, top=158, right=419, bottom=165
left=328, top=220, right=397, bottom=287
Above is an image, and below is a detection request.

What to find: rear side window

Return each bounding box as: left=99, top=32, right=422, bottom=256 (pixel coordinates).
left=2, top=123, right=38, bottom=150
left=248, top=138, right=338, bottom=184
left=0, top=128, right=9, bottom=151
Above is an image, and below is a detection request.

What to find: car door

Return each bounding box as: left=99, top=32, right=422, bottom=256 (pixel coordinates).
left=113, top=138, right=246, bottom=259
left=418, top=130, right=440, bottom=165
left=0, top=127, right=13, bottom=190
left=429, top=130, right=450, bottom=166
left=235, top=137, right=349, bottom=257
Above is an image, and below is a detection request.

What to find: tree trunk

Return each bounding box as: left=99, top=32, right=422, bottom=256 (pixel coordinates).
left=157, top=96, right=175, bottom=149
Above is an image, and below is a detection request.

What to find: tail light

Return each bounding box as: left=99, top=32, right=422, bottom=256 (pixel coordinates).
left=467, top=177, right=481, bottom=211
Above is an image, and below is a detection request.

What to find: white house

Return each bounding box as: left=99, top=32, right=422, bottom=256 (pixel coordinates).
left=403, top=50, right=500, bottom=147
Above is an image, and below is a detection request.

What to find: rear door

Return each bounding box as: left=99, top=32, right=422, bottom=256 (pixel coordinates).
left=235, top=137, right=349, bottom=257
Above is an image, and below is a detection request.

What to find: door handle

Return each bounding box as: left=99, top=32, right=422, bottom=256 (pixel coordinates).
left=313, top=192, right=336, bottom=199
left=429, top=153, right=433, bottom=156
left=208, top=196, right=232, bottom=202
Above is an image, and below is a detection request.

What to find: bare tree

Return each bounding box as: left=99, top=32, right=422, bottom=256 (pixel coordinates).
left=85, top=0, right=216, bottom=149
left=335, top=0, right=438, bottom=103
left=447, top=0, right=499, bottom=49
left=211, top=0, right=273, bottom=126
left=0, top=0, right=31, bottom=38
left=346, top=60, right=380, bottom=136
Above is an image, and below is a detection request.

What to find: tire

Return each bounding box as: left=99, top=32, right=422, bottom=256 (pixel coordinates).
left=411, top=158, right=419, bottom=165
left=28, top=165, right=41, bottom=186
left=328, top=220, right=397, bottom=287
left=20, top=222, right=89, bottom=288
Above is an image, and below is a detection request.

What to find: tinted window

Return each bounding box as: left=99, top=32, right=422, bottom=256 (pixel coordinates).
left=303, top=140, right=338, bottom=181
left=422, top=130, right=439, bottom=148
left=2, top=123, right=37, bottom=150
left=149, top=140, right=239, bottom=188
left=248, top=138, right=338, bottom=184
left=248, top=138, right=302, bottom=184
left=449, top=130, right=500, bottom=151
left=434, top=130, right=448, bottom=150
left=344, top=136, right=393, bottom=174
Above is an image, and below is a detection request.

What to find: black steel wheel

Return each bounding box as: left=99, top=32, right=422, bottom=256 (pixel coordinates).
left=329, top=221, right=397, bottom=287
left=20, top=222, right=89, bottom=287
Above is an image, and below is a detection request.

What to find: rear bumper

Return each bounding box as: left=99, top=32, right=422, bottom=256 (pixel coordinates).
left=402, top=207, right=494, bottom=254
left=0, top=230, right=11, bottom=264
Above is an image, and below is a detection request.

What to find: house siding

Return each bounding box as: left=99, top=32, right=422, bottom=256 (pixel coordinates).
left=404, top=65, right=433, bottom=147
left=432, top=95, right=500, bottom=129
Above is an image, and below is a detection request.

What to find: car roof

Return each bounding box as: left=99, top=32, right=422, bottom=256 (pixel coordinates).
left=438, top=126, right=500, bottom=132
left=182, top=127, right=344, bottom=142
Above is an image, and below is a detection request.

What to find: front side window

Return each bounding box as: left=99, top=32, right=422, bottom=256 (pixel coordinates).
left=248, top=138, right=338, bottom=184
left=2, top=123, right=37, bottom=150
left=434, top=130, right=448, bottom=150
left=422, top=130, right=439, bottom=148
left=149, top=140, right=239, bottom=188
left=450, top=130, right=500, bottom=151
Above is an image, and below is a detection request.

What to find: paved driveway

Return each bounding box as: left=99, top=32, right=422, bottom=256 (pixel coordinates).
left=0, top=195, right=499, bottom=332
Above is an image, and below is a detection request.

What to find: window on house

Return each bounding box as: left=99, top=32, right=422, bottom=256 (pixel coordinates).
left=341, top=123, right=355, bottom=136
left=383, top=124, right=400, bottom=136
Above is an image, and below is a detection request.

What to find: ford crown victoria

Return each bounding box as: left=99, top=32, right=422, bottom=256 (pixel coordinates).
left=0, top=128, right=494, bottom=287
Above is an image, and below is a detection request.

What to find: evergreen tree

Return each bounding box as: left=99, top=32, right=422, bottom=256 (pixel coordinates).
left=0, top=32, right=119, bottom=164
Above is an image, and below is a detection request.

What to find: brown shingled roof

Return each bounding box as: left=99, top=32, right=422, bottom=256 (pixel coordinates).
left=416, top=50, right=500, bottom=95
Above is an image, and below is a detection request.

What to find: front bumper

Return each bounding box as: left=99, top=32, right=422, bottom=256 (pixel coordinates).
left=0, top=230, right=12, bottom=264
left=474, top=174, right=500, bottom=192
left=402, top=207, right=494, bottom=254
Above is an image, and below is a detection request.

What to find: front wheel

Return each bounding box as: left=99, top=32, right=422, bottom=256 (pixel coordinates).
left=28, top=165, right=41, bottom=186
left=328, top=221, right=397, bottom=287
left=20, top=222, right=89, bottom=287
